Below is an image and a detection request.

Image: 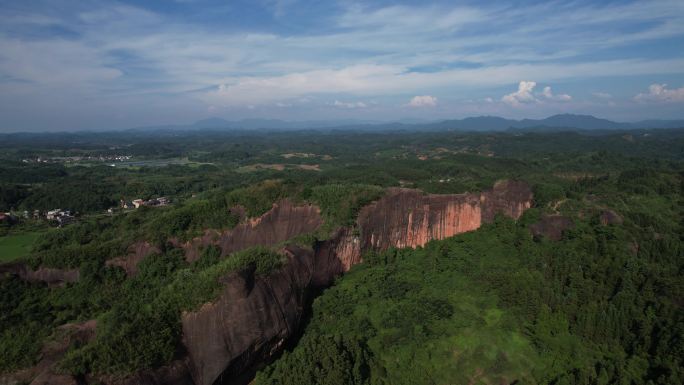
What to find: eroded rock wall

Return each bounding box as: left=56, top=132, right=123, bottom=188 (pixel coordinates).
left=7, top=181, right=532, bottom=385
left=0, top=263, right=79, bottom=287
left=105, top=241, right=161, bottom=276
left=181, top=246, right=317, bottom=385
left=179, top=180, right=533, bottom=385
left=357, top=188, right=482, bottom=251
left=177, top=200, right=323, bottom=262
left=328, top=179, right=533, bottom=270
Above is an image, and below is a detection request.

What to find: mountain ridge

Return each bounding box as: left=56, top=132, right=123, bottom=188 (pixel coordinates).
left=134, top=114, right=684, bottom=133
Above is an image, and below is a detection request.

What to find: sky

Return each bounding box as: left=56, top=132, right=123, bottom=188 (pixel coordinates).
left=1, top=0, right=683, bottom=131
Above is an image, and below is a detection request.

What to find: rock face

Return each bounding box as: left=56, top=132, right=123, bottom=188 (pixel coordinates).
left=176, top=200, right=323, bottom=262
left=182, top=246, right=319, bottom=385
left=0, top=263, right=79, bottom=287
left=326, top=179, right=533, bottom=269
left=179, top=180, right=533, bottom=385
left=106, top=241, right=161, bottom=276
left=7, top=181, right=532, bottom=385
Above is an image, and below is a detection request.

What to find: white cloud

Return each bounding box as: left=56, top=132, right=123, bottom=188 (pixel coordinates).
left=408, top=95, right=438, bottom=107
left=541, top=86, right=572, bottom=101
left=2, top=0, right=684, bottom=129
left=502, top=81, right=537, bottom=106
left=333, top=100, right=368, bottom=109
left=502, top=81, right=571, bottom=106
left=634, top=84, right=684, bottom=102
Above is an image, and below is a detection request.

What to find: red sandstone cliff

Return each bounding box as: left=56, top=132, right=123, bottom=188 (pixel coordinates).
left=175, top=200, right=323, bottom=262
left=178, top=180, right=533, bottom=385
left=321, top=179, right=533, bottom=270
left=7, top=181, right=532, bottom=385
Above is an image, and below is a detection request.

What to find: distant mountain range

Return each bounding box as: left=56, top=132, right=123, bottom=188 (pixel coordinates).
left=127, top=114, right=684, bottom=133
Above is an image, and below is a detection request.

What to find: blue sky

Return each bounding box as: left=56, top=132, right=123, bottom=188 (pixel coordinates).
left=1, top=0, right=683, bottom=131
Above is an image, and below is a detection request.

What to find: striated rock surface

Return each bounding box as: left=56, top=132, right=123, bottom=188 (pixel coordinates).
left=181, top=246, right=311, bottom=385
left=0, top=263, right=79, bottom=287
left=176, top=200, right=323, bottom=262
left=106, top=241, right=161, bottom=276
left=7, top=181, right=532, bottom=385
left=314, top=228, right=361, bottom=275
left=357, top=188, right=482, bottom=251
left=178, top=180, right=533, bottom=385
left=344, top=179, right=533, bottom=267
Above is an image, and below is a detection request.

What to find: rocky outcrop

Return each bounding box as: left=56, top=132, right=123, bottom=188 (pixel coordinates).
left=7, top=181, right=532, bottom=385
left=1, top=320, right=96, bottom=385
left=529, top=215, right=574, bottom=241
left=357, top=188, right=482, bottom=250
left=106, top=241, right=161, bottom=276
left=329, top=179, right=533, bottom=269
left=181, top=246, right=319, bottom=385
left=175, top=200, right=323, bottom=263
left=314, top=228, right=361, bottom=275
left=0, top=263, right=79, bottom=287
left=177, top=180, right=533, bottom=385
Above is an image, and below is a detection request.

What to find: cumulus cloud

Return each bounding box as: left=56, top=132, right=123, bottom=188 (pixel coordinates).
left=502, top=81, right=571, bottom=106
left=502, top=81, right=538, bottom=106
left=541, top=86, right=572, bottom=101
left=332, top=100, right=367, bottom=109
left=634, top=84, right=684, bottom=102
left=408, top=95, right=438, bottom=107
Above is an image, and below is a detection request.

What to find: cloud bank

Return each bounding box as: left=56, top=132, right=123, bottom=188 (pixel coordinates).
left=634, top=84, right=684, bottom=102
left=0, top=0, right=683, bottom=129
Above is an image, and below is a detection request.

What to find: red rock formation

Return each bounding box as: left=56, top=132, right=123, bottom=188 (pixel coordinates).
left=357, top=188, right=482, bottom=251
left=181, top=246, right=319, bottom=385
left=6, top=180, right=532, bottom=385
left=178, top=180, right=533, bottom=385
left=326, top=179, right=533, bottom=270
left=176, top=200, right=323, bottom=262
left=314, top=228, right=361, bottom=275
left=106, top=241, right=161, bottom=276
left=0, top=262, right=79, bottom=287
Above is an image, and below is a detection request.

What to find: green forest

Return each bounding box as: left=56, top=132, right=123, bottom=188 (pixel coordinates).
left=0, top=128, right=682, bottom=384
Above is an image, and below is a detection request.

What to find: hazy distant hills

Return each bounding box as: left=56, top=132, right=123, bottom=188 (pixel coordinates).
left=121, top=114, right=684, bottom=133
left=424, top=114, right=684, bottom=132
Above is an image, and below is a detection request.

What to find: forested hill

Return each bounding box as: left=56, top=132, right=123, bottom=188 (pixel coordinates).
left=0, top=128, right=682, bottom=385
left=257, top=170, right=683, bottom=385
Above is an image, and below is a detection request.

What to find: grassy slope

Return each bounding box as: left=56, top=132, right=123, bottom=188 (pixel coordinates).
left=0, top=232, right=42, bottom=263
left=256, top=171, right=683, bottom=385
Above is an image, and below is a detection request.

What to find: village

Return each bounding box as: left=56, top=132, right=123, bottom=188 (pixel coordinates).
left=1, top=196, right=170, bottom=228
left=21, top=154, right=133, bottom=164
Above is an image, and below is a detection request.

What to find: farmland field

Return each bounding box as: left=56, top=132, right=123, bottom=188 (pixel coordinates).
left=0, top=232, right=42, bottom=262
